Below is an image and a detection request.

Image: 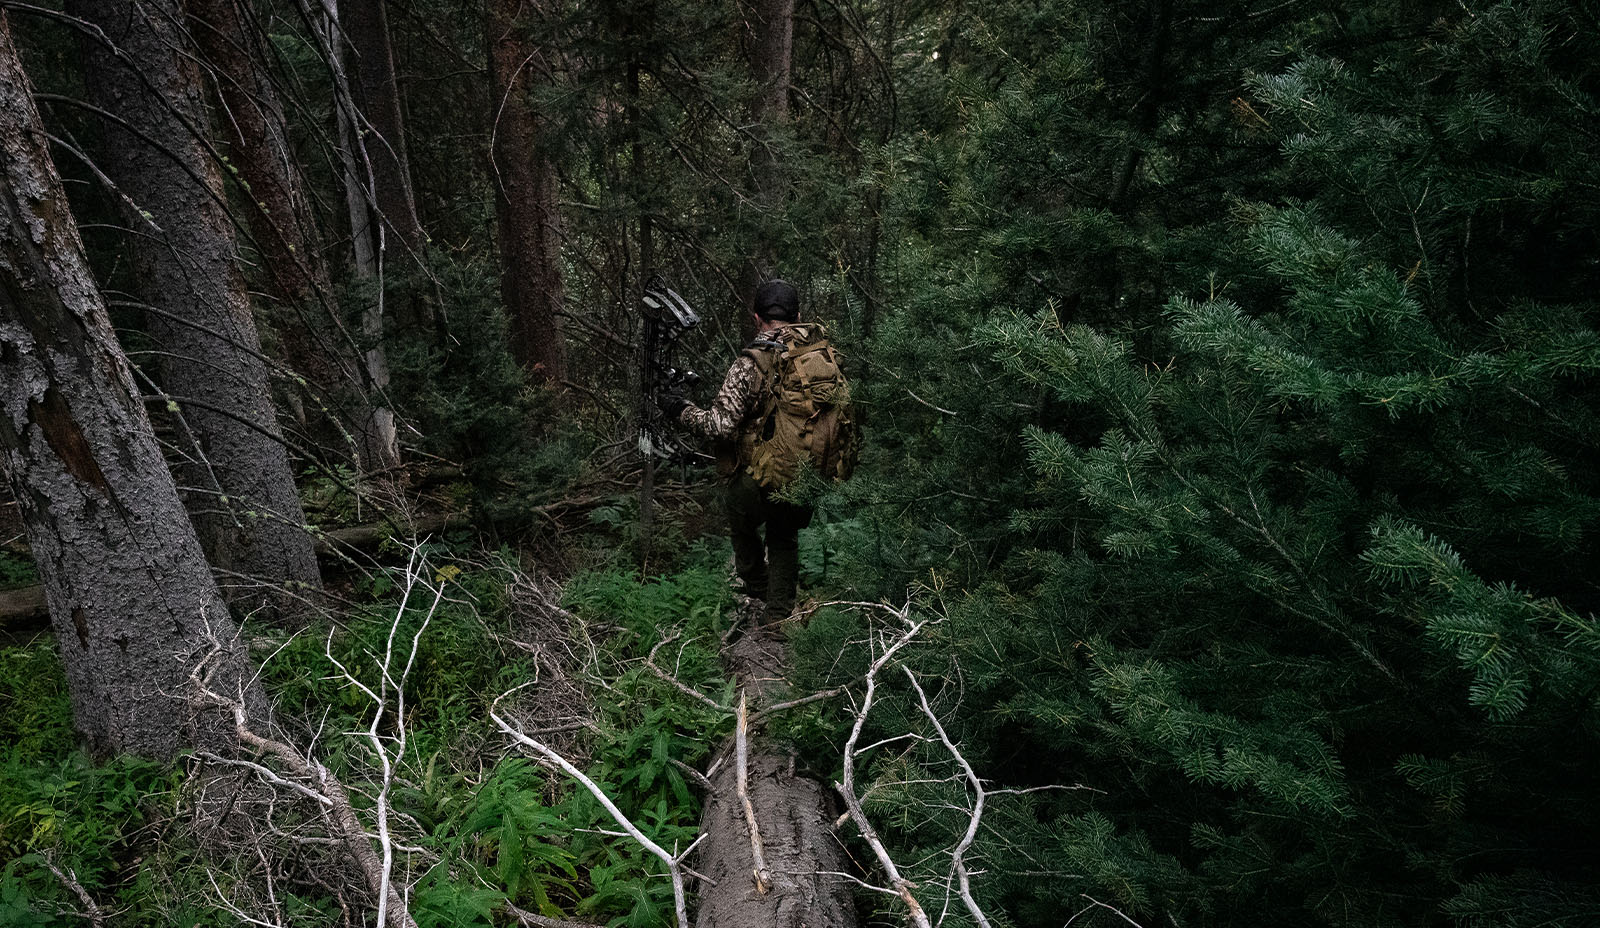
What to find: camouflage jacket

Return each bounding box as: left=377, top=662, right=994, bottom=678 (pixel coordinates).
left=678, top=351, right=766, bottom=443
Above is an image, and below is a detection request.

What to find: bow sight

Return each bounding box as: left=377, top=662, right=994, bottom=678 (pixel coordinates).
left=639, top=277, right=701, bottom=464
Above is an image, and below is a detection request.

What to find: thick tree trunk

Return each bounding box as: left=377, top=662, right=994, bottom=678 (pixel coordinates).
left=66, top=0, right=321, bottom=616
left=340, top=0, right=424, bottom=255
left=188, top=0, right=401, bottom=474
left=0, top=14, right=259, bottom=758
left=485, top=0, right=568, bottom=384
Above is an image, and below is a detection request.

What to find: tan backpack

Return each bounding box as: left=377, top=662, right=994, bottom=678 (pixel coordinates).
left=739, top=323, right=860, bottom=489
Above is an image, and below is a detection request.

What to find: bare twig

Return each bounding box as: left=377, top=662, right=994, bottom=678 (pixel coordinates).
left=833, top=606, right=934, bottom=928
left=645, top=631, right=734, bottom=714
left=186, top=549, right=451, bottom=928
left=502, top=901, right=605, bottom=928
left=903, top=668, right=992, bottom=928
left=735, top=690, right=773, bottom=894
left=40, top=854, right=105, bottom=928
left=1066, top=895, right=1147, bottom=927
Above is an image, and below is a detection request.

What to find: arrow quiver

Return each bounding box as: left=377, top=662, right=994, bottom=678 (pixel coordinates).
left=639, top=277, right=701, bottom=465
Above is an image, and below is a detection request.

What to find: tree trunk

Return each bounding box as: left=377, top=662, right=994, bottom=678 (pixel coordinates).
left=340, top=0, right=424, bottom=255
left=188, top=0, right=401, bottom=474
left=739, top=0, right=794, bottom=307
left=299, top=0, right=403, bottom=473
left=693, top=634, right=858, bottom=928
left=188, top=0, right=333, bottom=303
left=0, top=12, right=260, bottom=758
left=485, top=0, right=568, bottom=384
left=66, top=0, right=322, bottom=617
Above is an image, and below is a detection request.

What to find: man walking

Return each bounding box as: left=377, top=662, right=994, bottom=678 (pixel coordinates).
left=659, top=280, right=816, bottom=630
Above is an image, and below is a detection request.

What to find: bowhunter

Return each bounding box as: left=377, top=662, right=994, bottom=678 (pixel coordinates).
left=658, top=279, right=857, bottom=631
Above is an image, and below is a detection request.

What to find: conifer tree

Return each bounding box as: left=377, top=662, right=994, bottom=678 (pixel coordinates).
left=844, top=1, right=1600, bottom=924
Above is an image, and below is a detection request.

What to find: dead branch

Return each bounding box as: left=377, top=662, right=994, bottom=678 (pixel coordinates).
left=903, top=667, right=992, bottom=928
left=0, top=584, right=46, bottom=622
left=503, top=900, right=605, bottom=928
left=833, top=605, right=934, bottom=928
left=1067, top=895, right=1147, bottom=928
left=492, top=686, right=694, bottom=928
left=41, top=854, right=105, bottom=928
left=646, top=630, right=734, bottom=714
left=186, top=547, right=456, bottom=928
left=735, top=691, right=773, bottom=894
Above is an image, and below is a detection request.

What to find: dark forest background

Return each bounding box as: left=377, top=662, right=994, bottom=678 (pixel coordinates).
left=2, top=0, right=1599, bottom=925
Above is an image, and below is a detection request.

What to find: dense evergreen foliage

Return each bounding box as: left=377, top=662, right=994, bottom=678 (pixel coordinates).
left=3, top=0, right=1598, bottom=925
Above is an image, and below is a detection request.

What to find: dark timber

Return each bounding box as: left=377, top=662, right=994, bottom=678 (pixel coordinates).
left=66, top=0, right=321, bottom=617
left=0, top=12, right=259, bottom=758
left=485, top=0, right=569, bottom=384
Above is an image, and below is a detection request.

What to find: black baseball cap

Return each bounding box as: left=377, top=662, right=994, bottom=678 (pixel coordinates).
left=754, top=279, right=800, bottom=321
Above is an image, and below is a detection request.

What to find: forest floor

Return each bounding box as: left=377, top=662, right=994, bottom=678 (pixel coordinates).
left=0, top=458, right=893, bottom=928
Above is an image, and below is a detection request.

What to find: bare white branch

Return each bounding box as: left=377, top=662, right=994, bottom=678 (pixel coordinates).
left=736, top=690, right=773, bottom=894
left=492, top=685, right=692, bottom=928
left=903, top=667, right=991, bottom=928
left=833, top=610, right=934, bottom=928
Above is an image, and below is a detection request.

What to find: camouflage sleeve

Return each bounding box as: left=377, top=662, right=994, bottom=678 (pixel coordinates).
left=679, top=354, right=764, bottom=441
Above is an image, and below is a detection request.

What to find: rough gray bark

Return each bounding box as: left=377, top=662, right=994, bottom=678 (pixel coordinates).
left=695, top=751, right=857, bottom=928
left=188, top=0, right=332, bottom=304
left=486, top=0, right=568, bottom=384
left=66, top=0, right=322, bottom=616
left=187, top=0, right=401, bottom=474
left=693, top=632, right=858, bottom=928
left=0, top=13, right=259, bottom=758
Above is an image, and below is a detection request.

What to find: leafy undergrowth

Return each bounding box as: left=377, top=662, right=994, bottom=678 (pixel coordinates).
left=0, top=539, right=752, bottom=927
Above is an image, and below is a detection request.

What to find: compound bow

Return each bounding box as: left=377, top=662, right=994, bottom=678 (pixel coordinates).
left=638, top=276, right=702, bottom=464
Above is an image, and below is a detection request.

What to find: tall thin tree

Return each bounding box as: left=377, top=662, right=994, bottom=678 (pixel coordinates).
left=485, top=0, right=568, bottom=383
left=739, top=0, right=794, bottom=304
left=340, top=0, right=424, bottom=256
left=188, top=0, right=401, bottom=471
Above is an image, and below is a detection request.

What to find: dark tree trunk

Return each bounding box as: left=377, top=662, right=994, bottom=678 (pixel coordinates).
left=65, top=0, right=321, bottom=617
left=739, top=0, right=795, bottom=308
left=337, top=0, right=431, bottom=438
left=0, top=12, right=259, bottom=758
left=188, top=0, right=332, bottom=303
left=187, top=0, right=400, bottom=474
left=485, top=0, right=568, bottom=384
left=746, top=0, right=794, bottom=131
left=340, top=0, right=424, bottom=255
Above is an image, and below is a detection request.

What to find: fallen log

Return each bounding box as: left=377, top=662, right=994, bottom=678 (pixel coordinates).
left=0, top=584, right=47, bottom=626
left=690, top=627, right=859, bottom=928
left=313, top=513, right=470, bottom=553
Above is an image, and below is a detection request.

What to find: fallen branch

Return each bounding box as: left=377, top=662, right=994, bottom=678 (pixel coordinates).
left=645, top=631, right=734, bottom=714
left=492, top=686, right=693, bottom=928
left=903, top=667, right=991, bottom=928
left=833, top=607, right=934, bottom=928
left=735, top=691, right=773, bottom=894
left=41, top=854, right=104, bottom=928
left=1067, top=895, right=1147, bottom=927
left=503, top=901, right=605, bottom=928
left=186, top=546, right=456, bottom=928
left=0, top=584, right=45, bottom=623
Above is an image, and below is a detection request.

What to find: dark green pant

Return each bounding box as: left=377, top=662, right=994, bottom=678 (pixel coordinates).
left=726, top=471, right=813, bottom=624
